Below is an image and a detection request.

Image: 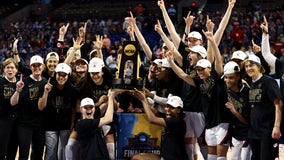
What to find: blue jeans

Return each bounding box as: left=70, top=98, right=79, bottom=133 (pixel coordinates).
left=44, top=130, right=69, bottom=160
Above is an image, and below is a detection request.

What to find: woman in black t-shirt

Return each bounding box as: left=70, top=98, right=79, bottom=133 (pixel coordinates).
left=10, top=55, right=47, bottom=160
left=244, top=55, right=282, bottom=160
left=133, top=90, right=188, bottom=160
left=223, top=61, right=251, bottom=160
left=0, top=58, right=19, bottom=160
left=38, top=63, right=77, bottom=160
left=76, top=90, right=120, bottom=160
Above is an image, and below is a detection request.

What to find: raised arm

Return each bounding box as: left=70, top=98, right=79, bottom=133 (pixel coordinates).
left=133, top=89, right=166, bottom=127
left=64, top=37, right=83, bottom=65
left=155, top=20, right=183, bottom=66
left=38, top=78, right=53, bottom=111
left=127, top=23, right=135, bottom=41
left=182, top=11, right=195, bottom=44
left=166, top=50, right=196, bottom=86
left=99, top=89, right=120, bottom=127
left=204, top=16, right=215, bottom=64
left=10, top=74, right=24, bottom=106
left=203, top=28, right=223, bottom=77
left=143, top=87, right=169, bottom=105
left=158, top=0, right=181, bottom=48
left=12, top=38, right=20, bottom=63
left=214, top=0, right=236, bottom=45
left=57, top=23, right=69, bottom=61
left=125, top=12, right=153, bottom=60
left=260, top=15, right=276, bottom=75
left=93, top=35, right=104, bottom=59
left=58, top=23, right=69, bottom=42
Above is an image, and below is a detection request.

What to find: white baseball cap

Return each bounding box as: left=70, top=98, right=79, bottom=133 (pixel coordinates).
left=187, top=31, right=203, bottom=40
left=75, top=58, right=89, bottom=65
left=153, top=58, right=170, bottom=68
left=89, top=49, right=98, bottom=59
left=185, top=45, right=207, bottom=58
left=222, top=61, right=240, bottom=78
left=46, top=52, right=59, bottom=61
left=195, top=59, right=211, bottom=68
left=55, top=63, right=71, bottom=74
left=30, top=55, right=44, bottom=65
left=167, top=96, right=183, bottom=108
left=231, top=50, right=247, bottom=61
left=247, top=54, right=261, bottom=64
left=88, top=57, right=105, bottom=73
left=80, top=97, right=95, bottom=108
left=161, top=58, right=170, bottom=68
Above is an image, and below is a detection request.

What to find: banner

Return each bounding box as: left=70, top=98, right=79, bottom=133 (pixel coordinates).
left=115, top=113, right=162, bottom=159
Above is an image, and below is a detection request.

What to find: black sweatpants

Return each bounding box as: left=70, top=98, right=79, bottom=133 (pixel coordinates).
left=17, top=125, right=45, bottom=160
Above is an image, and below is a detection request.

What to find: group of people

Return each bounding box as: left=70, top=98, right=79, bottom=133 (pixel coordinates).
left=0, top=0, right=284, bottom=160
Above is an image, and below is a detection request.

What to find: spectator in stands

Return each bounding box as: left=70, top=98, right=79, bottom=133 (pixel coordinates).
left=167, top=4, right=177, bottom=25
left=231, top=21, right=245, bottom=50
left=105, top=46, right=118, bottom=74
left=134, top=3, right=145, bottom=16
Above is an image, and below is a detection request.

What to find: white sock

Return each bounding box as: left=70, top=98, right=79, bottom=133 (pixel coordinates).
left=107, top=143, right=115, bottom=160
left=207, top=154, right=217, bottom=160
left=65, top=138, right=80, bottom=160
left=185, top=144, right=194, bottom=160
left=217, top=157, right=227, bottom=160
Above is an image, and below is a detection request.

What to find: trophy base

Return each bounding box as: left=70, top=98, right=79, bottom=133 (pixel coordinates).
left=112, top=78, right=143, bottom=90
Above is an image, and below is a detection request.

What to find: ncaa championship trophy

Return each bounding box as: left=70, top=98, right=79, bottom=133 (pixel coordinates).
left=112, top=41, right=143, bottom=90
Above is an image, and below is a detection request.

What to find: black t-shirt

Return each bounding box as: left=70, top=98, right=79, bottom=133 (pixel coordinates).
left=75, top=118, right=109, bottom=160
left=151, top=52, right=182, bottom=96
left=227, top=84, right=250, bottom=141
left=193, top=68, right=230, bottom=129
left=248, top=75, right=282, bottom=139
left=77, top=76, right=111, bottom=103
left=41, top=82, right=77, bottom=131
left=162, top=117, right=188, bottom=160
left=0, top=77, right=17, bottom=117
left=19, top=76, right=47, bottom=128
left=180, top=66, right=202, bottom=112
left=178, top=42, right=202, bottom=112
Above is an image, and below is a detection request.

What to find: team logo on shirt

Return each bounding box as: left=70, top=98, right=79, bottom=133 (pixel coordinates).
left=200, top=77, right=215, bottom=98
left=3, top=86, right=15, bottom=99
left=249, top=88, right=262, bottom=103
left=29, top=86, right=40, bottom=100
